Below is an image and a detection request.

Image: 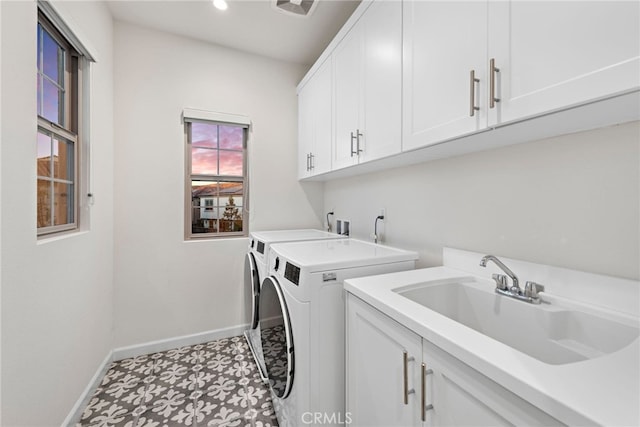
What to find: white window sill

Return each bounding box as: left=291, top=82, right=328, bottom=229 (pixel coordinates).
left=37, top=230, right=89, bottom=245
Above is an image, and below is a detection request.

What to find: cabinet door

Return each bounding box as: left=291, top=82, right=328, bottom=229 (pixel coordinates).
left=359, top=0, right=402, bottom=163
left=488, top=1, right=640, bottom=125
left=423, top=340, right=563, bottom=427
left=333, top=20, right=362, bottom=170
left=311, top=57, right=333, bottom=175
left=403, top=1, right=488, bottom=152
left=346, top=294, right=422, bottom=426
left=298, top=78, right=314, bottom=179
left=298, top=57, right=332, bottom=179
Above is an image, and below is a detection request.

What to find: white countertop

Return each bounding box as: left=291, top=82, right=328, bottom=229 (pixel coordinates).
left=345, top=263, right=640, bottom=426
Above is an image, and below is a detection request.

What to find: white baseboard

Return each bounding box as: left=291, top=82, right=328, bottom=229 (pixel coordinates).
left=112, top=323, right=249, bottom=361
left=62, top=350, right=113, bottom=427
left=62, top=323, right=249, bottom=426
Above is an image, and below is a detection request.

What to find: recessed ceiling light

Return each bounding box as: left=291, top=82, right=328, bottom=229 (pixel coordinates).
left=213, top=0, right=228, bottom=11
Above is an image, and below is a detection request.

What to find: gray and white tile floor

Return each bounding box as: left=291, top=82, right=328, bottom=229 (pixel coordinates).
left=78, top=336, right=278, bottom=427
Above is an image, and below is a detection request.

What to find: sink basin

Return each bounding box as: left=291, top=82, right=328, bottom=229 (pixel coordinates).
left=394, top=278, right=640, bottom=365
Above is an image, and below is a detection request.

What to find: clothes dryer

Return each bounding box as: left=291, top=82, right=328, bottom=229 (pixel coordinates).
left=259, top=239, right=418, bottom=427
left=244, top=229, right=346, bottom=381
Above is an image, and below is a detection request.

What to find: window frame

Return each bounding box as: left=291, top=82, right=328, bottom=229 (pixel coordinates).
left=36, top=11, right=82, bottom=236
left=184, top=118, right=249, bottom=240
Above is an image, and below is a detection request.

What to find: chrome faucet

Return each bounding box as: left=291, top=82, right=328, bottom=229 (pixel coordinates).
left=479, top=255, right=519, bottom=292
left=479, top=255, right=545, bottom=304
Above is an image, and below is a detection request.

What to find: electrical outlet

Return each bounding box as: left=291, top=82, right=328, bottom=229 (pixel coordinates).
left=380, top=208, right=386, bottom=220
left=336, top=219, right=350, bottom=236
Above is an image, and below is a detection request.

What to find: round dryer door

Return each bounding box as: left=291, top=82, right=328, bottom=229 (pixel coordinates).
left=244, top=252, right=260, bottom=330
left=259, top=276, right=294, bottom=399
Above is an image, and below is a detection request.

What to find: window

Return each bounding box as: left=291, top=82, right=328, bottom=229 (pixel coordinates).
left=36, top=11, right=82, bottom=235
left=185, top=117, right=248, bottom=239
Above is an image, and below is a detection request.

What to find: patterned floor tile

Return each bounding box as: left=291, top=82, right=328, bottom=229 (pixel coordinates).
left=204, top=338, right=236, bottom=356
left=80, top=381, right=146, bottom=425
left=79, top=402, right=134, bottom=426
left=139, top=394, right=198, bottom=426
left=223, top=355, right=258, bottom=380
left=152, top=360, right=193, bottom=390
left=79, top=335, right=278, bottom=427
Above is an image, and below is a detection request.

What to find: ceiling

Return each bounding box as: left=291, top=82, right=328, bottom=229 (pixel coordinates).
left=107, top=0, right=361, bottom=66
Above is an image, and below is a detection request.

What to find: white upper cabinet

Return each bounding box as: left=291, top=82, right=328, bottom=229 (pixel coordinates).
left=299, top=0, right=639, bottom=180
left=333, top=19, right=362, bottom=170
left=488, top=1, right=640, bottom=125
left=298, top=57, right=332, bottom=179
left=333, top=0, right=402, bottom=169
left=403, top=1, right=489, bottom=151
left=403, top=0, right=640, bottom=152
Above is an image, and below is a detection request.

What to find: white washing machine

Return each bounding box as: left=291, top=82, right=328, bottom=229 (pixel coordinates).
left=244, top=229, right=347, bottom=381
left=259, top=239, right=418, bottom=427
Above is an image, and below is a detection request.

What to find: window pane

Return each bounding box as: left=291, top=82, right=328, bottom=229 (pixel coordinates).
left=219, top=182, right=243, bottom=232
left=37, top=75, right=43, bottom=117
left=192, top=208, right=218, bottom=234
left=37, top=131, right=52, bottom=177
left=192, top=180, right=218, bottom=234
left=53, top=182, right=73, bottom=225
left=53, top=137, right=74, bottom=180
left=37, top=179, right=52, bottom=228
left=219, top=126, right=243, bottom=150
left=191, top=122, right=217, bottom=148
left=191, top=148, right=218, bottom=175
left=37, top=24, right=42, bottom=70
left=42, top=79, right=62, bottom=124
left=42, top=28, right=62, bottom=84
left=219, top=150, right=243, bottom=176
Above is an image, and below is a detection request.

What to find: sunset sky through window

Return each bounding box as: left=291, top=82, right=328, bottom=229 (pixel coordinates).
left=191, top=122, right=243, bottom=176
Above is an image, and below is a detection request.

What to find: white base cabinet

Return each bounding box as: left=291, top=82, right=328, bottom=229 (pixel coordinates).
left=346, top=293, right=422, bottom=426
left=346, top=293, right=564, bottom=426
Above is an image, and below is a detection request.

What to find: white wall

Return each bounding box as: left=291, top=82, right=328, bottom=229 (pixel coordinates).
left=113, top=22, right=322, bottom=348
left=325, top=121, right=640, bottom=280
left=0, top=1, right=114, bottom=425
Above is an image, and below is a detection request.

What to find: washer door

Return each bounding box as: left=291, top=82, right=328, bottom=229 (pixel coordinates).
left=259, top=276, right=294, bottom=399
left=244, top=252, right=260, bottom=330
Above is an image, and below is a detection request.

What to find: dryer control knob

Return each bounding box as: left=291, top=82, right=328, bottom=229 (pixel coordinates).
left=250, top=239, right=254, bottom=248
left=274, top=257, right=280, bottom=271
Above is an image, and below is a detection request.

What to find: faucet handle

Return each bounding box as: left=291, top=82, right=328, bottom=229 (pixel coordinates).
left=524, top=281, right=545, bottom=298
left=492, top=273, right=508, bottom=290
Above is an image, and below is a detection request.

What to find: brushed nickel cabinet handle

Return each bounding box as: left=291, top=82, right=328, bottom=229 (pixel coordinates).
left=350, top=132, right=357, bottom=157
left=422, top=362, right=434, bottom=421
left=309, top=153, right=315, bottom=170
left=403, top=351, right=415, bottom=404
left=470, top=69, right=480, bottom=117
left=356, top=129, right=363, bottom=154
left=489, top=58, right=500, bottom=109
